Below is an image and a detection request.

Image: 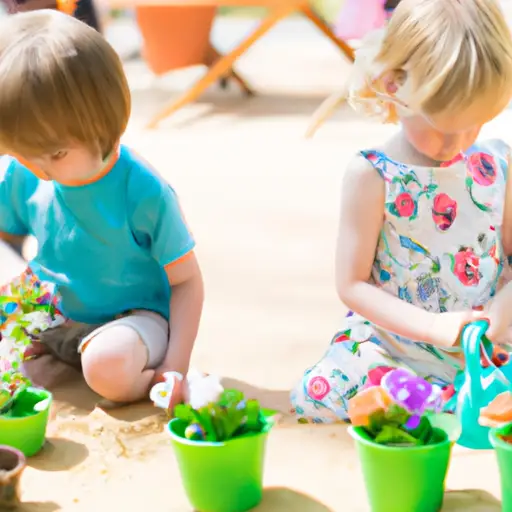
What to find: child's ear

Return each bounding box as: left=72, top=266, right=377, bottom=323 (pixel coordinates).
left=381, top=69, right=407, bottom=95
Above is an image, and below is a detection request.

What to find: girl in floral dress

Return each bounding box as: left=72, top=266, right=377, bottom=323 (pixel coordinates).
left=291, top=0, right=512, bottom=423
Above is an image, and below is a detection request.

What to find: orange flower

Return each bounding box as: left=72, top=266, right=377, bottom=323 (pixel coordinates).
left=479, top=392, right=512, bottom=428
left=348, top=386, right=392, bottom=426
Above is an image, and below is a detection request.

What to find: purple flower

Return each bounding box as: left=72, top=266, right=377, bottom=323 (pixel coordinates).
left=381, top=369, right=442, bottom=429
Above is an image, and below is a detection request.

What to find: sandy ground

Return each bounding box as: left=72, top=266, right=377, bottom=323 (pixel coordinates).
left=2, top=15, right=512, bottom=512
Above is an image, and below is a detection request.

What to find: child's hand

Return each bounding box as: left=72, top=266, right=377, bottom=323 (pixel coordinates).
left=482, top=309, right=512, bottom=345
left=151, top=368, right=189, bottom=413
left=430, top=310, right=488, bottom=348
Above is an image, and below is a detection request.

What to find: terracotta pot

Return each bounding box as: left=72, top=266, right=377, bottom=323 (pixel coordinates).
left=0, top=445, right=26, bottom=509
left=136, top=6, right=216, bottom=75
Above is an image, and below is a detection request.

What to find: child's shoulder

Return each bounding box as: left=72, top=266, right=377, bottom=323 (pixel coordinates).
left=121, top=145, right=176, bottom=197
left=468, top=138, right=510, bottom=161
left=0, top=154, right=36, bottom=192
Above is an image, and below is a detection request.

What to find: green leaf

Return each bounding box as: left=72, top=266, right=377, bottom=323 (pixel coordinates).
left=384, top=404, right=410, bottom=425
left=194, top=405, right=217, bottom=442
left=218, top=389, right=244, bottom=408
left=408, top=416, right=434, bottom=444
left=174, top=404, right=195, bottom=423
left=245, top=400, right=261, bottom=430
left=374, top=425, right=421, bottom=446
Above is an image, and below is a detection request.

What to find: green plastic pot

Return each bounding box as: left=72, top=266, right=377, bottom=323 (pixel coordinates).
left=167, top=416, right=273, bottom=512
left=349, top=426, right=452, bottom=512
left=0, top=387, right=52, bottom=457
left=490, top=425, right=512, bottom=512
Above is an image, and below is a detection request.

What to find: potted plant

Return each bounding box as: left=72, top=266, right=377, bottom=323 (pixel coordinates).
left=151, top=372, right=274, bottom=512
left=0, top=366, right=52, bottom=457
left=348, top=368, right=458, bottom=512
left=0, top=445, right=26, bottom=509
left=481, top=391, right=512, bottom=512
left=0, top=272, right=56, bottom=457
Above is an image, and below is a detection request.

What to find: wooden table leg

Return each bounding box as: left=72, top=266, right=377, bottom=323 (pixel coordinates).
left=300, top=4, right=354, bottom=62
left=147, top=3, right=297, bottom=128
left=206, top=45, right=255, bottom=96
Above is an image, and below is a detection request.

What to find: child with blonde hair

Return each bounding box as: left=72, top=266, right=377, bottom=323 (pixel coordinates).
left=292, top=0, right=512, bottom=422
left=0, top=10, right=203, bottom=406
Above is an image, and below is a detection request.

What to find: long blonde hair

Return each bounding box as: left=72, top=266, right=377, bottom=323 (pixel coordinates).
left=308, top=0, right=512, bottom=137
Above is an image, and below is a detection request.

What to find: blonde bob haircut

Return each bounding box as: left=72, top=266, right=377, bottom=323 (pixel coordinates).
left=0, top=10, right=131, bottom=158
left=308, top=0, right=512, bottom=137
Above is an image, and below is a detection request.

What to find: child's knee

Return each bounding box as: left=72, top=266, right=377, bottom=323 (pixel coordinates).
left=81, top=325, right=150, bottom=402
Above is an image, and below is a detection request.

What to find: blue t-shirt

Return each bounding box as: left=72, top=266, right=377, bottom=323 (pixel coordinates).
left=0, top=145, right=195, bottom=323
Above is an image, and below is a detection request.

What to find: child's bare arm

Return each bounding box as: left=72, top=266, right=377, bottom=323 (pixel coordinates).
left=485, top=155, right=512, bottom=341
left=157, top=252, right=204, bottom=378
left=336, top=156, right=477, bottom=347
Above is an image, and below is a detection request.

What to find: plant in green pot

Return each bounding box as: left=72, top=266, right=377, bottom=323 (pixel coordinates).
left=0, top=273, right=56, bottom=457
left=348, top=368, right=457, bottom=512
left=0, top=363, right=52, bottom=457
left=151, top=372, right=274, bottom=512
left=480, top=391, right=512, bottom=512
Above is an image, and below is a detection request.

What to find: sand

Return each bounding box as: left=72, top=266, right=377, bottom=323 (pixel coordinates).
left=1, top=16, right=510, bottom=511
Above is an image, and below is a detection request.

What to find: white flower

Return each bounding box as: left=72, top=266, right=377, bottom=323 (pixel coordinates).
left=149, top=371, right=183, bottom=410
left=187, top=373, right=224, bottom=410
left=149, top=370, right=224, bottom=411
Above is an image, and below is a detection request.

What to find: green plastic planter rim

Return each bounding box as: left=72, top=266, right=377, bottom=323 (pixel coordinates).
left=167, top=420, right=229, bottom=447
left=167, top=414, right=274, bottom=448
left=349, top=426, right=451, bottom=452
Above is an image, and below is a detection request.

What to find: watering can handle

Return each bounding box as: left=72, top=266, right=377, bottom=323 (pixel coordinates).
left=461, top=320, right=492, bottom=402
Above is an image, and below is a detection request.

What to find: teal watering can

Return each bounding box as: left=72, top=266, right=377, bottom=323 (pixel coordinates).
left=457, top=320, right=512, bottom=450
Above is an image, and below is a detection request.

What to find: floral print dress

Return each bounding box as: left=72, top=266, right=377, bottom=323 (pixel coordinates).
left=291, top=139, right=511, bottom=423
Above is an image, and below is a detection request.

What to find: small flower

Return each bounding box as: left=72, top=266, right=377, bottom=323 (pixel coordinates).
left=480, top=392, right=512, bottom=428
left=468, top=152, right=497, bottom=187
left=307, top=376, right=331, bottom=401
left=394, top=192, right=416, bottom=218
left=187, top=373, right=224, bottom=410
left=451, top=248, right=481, bottom=286
left=381, top=368, right=442, bottom=429
left=432, top=193, right=457, bottom=231
left=366, top=365, right=395, bottom=387
left=149, top=371, right=184, bottom=410
left=347, top=386, right=393, bottom=426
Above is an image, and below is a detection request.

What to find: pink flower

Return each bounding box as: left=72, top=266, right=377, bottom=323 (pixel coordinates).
left=394, top=192, right=416, bottom=218
left=307, top=376, right=331, bottom=401
left=432, top=193, right=457, bottom=231
left=366, top=366, right=395, bottom=387
left=452, top=248, right=480, bottom=286
left=468, top=152, right=497, bottom=187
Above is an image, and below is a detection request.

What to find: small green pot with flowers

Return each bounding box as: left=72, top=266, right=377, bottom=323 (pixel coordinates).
left=152, top=372, right=274, bottom=512
left=348, top=368, right=460, bottom=512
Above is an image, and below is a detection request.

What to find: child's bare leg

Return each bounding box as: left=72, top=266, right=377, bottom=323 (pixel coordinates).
left=81, top=325, right=154, bottom=403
